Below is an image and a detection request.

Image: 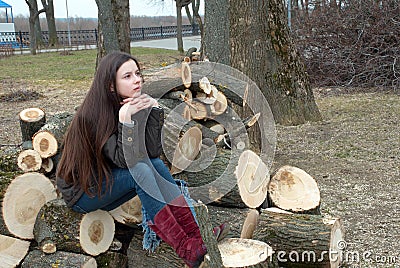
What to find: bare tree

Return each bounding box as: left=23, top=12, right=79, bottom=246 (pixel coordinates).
left=25, top=0, right=45, bottom=54
left=204, top=0, right=321, bottom=125
left=95, top=0, right=130, bottom=66
left=40, top=0, right=58, bottom=47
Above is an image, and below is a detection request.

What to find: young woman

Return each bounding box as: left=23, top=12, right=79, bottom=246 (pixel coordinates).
left=56, top=51, right=206, bottom=267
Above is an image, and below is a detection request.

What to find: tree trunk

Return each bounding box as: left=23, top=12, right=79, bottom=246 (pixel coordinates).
left=25, top=0, right=37, bottom=55
left=229, top=0, right=322, bottom=125
left=41, top=0, right=58, bottom=47
left=176, top=0, right=184, bottom=53
left=203, top=0, right=230, bottom=64
left=112, top=0, right=130, bottom=54
left=204, top=0, right=322, bottom=126
left=95, top=0, right=130, bottom=66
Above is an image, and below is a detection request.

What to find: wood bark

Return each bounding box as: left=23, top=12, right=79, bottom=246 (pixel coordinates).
left=95, top=0, right=130, bottom=66
left=2, top=172, right=57, bottom=239
left=203, top=0, right=230, bottom=65
left=21, top=250, right=97, bottom=268
left=178, top=148, right=247, bottom=208
left=34, top=199, right=115, bottom=256
left=194, top=202, right=224, bottom=267
left=253, top=209, right=345, bottom=268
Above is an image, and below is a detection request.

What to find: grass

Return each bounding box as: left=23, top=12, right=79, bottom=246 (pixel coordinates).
left=0, top=47, right=183, bottom=84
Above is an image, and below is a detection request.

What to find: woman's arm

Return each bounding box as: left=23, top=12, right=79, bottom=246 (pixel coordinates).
left=103, top=122, right=138, bottom=168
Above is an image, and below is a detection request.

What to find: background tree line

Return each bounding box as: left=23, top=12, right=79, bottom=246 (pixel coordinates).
left=1, top=0, right=398, bottom=125
left=8, top=15, right=191, bottom=32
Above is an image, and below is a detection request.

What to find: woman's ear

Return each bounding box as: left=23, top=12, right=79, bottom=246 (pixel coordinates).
left=110, top=84, right=114, bottom=92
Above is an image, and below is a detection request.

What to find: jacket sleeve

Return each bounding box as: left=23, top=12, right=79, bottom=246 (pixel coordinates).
left=103, top=122, right=139, bottom=168
left=145, top=106, right=164, bottom=158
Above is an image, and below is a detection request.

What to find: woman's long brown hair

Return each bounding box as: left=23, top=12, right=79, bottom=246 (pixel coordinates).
left=56, top=51, right=141, bottom=197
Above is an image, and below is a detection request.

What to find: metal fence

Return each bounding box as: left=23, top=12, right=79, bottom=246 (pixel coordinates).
left=0, top=24, right=200, bottom=49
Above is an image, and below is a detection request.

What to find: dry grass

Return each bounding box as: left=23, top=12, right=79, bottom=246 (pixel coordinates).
left=1, top=49, right=399, bottom=267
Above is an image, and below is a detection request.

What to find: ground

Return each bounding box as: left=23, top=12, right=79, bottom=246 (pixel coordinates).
left=0, top=61, right=399, bottom=267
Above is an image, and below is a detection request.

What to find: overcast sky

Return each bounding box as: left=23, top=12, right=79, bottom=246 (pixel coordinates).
left=5, top=0, right=203, bottom=18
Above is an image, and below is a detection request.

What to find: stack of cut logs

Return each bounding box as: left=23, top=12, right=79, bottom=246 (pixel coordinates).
left=0, top=60, right=345, bottom=268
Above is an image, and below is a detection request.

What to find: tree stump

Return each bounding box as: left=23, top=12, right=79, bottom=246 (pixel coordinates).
left=2, top=172, right=57, bottom=239
left=268, top=165, right=321, bottom=214
left=19, top=107, right=46, bottom=143
left=21, top=250, right=97, bottom=268
left=34, top=198, right=115, bottom=256
left=0, top=234, right=30, bottom=267
left=253, top=209, right=345, bottom=267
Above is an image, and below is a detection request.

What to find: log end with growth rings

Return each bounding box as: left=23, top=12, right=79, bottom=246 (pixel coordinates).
left=79, top=210, right=115, bottom=256
left=268, top=165, right=321, bottom=212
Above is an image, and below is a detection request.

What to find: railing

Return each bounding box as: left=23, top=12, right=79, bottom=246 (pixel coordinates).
left=0, top=24, right=200, bottom=49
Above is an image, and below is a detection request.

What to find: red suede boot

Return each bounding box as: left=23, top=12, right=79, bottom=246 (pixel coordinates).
left=168, top=195, right=202, bottom=239
left=149, top=205, right=207, bottom=268
left=168, top=195, right=230, bottom=242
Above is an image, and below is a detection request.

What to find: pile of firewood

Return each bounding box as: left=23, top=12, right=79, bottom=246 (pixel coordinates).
left=0, top=61, right=345, bottom=268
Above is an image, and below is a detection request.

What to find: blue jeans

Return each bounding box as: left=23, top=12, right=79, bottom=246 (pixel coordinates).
left=73, top=158, right=181, bottom=221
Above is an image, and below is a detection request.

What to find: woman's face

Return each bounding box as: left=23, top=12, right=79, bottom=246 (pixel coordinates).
left=115, top=59, right=142, bottom=99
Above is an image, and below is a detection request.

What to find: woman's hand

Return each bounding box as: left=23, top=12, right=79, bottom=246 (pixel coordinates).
left=119, top=94, right=155, bottom=123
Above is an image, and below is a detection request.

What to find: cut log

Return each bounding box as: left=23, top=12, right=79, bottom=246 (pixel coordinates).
left=240, top=209, right=259, bottom=239
left=33, top=198, right=115, bottom=256
left=235, top=150, right=270, bottom=208
left=253, top=209, right=345, bottom=268
left=40, top=157, right=54, bottom=174
left=17, top=149, right=42, bottom=172
left=19, top=107, right=46, bottom=143
left=21, top=250, right=97, bottom=268
left=188, top=100, right=208, bottom=120
left=109, top=195, right=142, bottom=226
left=32, top=130, right=59, bottom=158
left=0, top=234, right=30, bottom=268
left=193, top=201, right=223, bottom=267
left=32, top=112, right=74, bottom=158
left=2, top=172, right=57, bottom=239
left=210, top=90, right=228, bottom=116
left=218, top=238, right=273, bottom=267
left=268, top=165, right=321, bottom=214
left=199, top=76, right=212, bottom=94
left=95, top=251, right=128, bottom=268
left=169, top=126, right=202, bottom=175
left=181, top=62, right=192, bottom=88
left=180, top=148, right=247, bottom=208
left=80, top=210, right=115, bottom=256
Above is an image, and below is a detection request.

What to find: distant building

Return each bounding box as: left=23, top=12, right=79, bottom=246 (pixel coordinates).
left=0, top=0, right=16, bottom=45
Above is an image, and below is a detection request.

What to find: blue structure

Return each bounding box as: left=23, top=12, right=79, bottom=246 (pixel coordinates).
left=0, top=0, right=13, bottom=23
left=0, top=0, right=19, bottom=48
